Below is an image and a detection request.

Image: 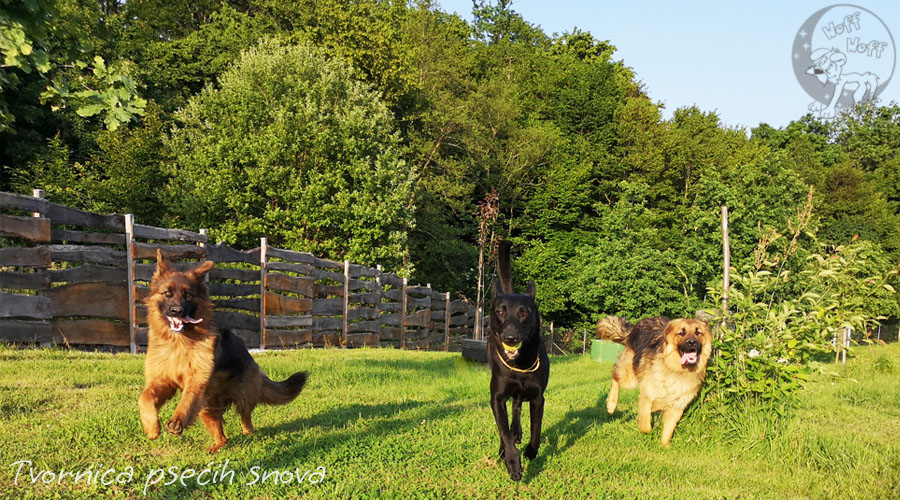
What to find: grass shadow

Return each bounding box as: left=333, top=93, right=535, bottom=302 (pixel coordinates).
left=524, top=396, right=614, bottom=483
left=236, top=396, right=466, bottom=466
left=167, top=398, right=468, bottom=498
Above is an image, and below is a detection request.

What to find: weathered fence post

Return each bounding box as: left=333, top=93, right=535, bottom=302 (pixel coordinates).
left=721, top=206, right=731, bottom=328
left=342, top=260, right=350, bottom=347
left=259, top=237, right=267, bottom=350
left=400, top=277, right=408, bottom=350
left=125, top=214, right=136, bottom=354
left=31, top=189, right=50, bottom=347
left=444, top=292, right=451, bottom=351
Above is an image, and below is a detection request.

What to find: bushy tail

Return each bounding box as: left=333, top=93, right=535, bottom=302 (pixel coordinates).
left=260, top=372, right=308, bottom=405
left=596, top=316, right=633, bottom=344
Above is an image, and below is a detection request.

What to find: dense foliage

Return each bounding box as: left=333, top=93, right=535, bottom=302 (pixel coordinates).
left=702, top=211, right=899, bottom=405
left=164, top=39, right=414, bottom=268
left=3, top=0, right=899, bottom=336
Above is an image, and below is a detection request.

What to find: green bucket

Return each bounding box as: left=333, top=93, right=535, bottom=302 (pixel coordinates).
left=590, top=339, right=624, bottom=363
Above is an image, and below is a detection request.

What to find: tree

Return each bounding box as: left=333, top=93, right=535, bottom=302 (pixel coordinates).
left=0, top=0, right=145, bottom=133
left=10, top=103, right=169, bottom=224
left=165, top=39, right=415, bottom=271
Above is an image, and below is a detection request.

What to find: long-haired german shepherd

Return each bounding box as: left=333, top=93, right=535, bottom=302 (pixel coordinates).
left=138, top=250, right=308, bottom=453
left=598, top=316, right=711, bottom=447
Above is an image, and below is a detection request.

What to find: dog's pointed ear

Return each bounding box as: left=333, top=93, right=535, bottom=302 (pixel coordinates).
left=492, top=277, right=504, bottom=299
left=661, top=320, right=678, bottom=344
left=496, top=240, right=514, bottom=295
left=154, top=248, right=172, bottom=279
left=191, top=260, right=215, bottom=279
left=525, top=280, right=536, bottom=299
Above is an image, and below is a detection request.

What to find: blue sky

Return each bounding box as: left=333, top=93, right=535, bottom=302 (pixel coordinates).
left=436, top=1, right=900, bottom=130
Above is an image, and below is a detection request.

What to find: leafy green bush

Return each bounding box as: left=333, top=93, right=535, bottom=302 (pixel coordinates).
left=703, top=240, right=898, bottom=405
left=165, top=38, right=415, bottom=271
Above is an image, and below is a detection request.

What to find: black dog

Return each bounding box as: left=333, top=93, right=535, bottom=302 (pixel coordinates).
left=487, top=240, right=549, bottom=481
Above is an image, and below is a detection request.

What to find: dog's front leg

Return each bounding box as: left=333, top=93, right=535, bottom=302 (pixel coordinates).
left=491, top=395, right=522, bottom=481
left=637, top=393, right=653, bottom=434
left=510, top=398, right=523, bottom=445
left=523, top=395, right=544, bottom=460
left=138, top=382, right=177, bottom=439
left=660, top=407, right=684, bottom=448
left=166, top=379, right=208, bottom=436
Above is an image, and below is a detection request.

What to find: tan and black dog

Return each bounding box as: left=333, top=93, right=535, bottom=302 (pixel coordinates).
left=598, top=316, right=711, bottom=447
left=139, top=250, right=307, bottom=452
left=487, top=241, right=549, bottom=481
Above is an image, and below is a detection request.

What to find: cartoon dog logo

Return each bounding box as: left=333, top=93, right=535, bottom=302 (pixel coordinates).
left=793, top=6, right=894, bottom=120
left=806, top=47, right=880, bottom=118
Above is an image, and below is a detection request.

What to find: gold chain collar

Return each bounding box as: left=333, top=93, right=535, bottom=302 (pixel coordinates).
left=496, top=348, right=541, bottom=373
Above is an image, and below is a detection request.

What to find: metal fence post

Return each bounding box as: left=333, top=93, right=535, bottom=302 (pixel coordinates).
left=401, top=277, right=408, bottom=350
left=125, top=214, right=136, bottom=354
left=31, top=189, right=44, bottom=218
left=342, top=260, right=350, bottom=347
left=376, top=264, right=382, bottom=346
left=259, top=237, right=267, bottom=350
left=444, top=292, right=451, bottom=351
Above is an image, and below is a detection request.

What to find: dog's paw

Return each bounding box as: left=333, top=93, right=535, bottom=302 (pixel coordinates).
left=504, top=450, right=523, bottom=482
left=206, top=441, right=226, bottom=454
left=165, top=417, right=184, bottom=436
left=606, top=401, right=616, bottom=414
left=146, top=429, right=160, bottom=440
left=523, top=443, right=539, bottom=460
left=512, top=428, right=522, bottom=445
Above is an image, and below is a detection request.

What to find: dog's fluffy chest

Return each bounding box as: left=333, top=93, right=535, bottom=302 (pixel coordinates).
left=642, top=362, right=702, bottom=410
left=146, top=333, right=216, bottom=387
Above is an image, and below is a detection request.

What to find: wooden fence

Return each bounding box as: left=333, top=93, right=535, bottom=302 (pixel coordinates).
left=0, top=190, right=477, bottom=352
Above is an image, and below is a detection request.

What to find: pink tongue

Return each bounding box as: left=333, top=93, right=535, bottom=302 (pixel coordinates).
left=167, top=316, right=202, bottom=332
left=681, top=352, right=698, bottom=365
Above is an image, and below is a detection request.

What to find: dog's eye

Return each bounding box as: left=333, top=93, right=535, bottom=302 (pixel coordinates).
left=496, top=308, right=505, bottom=317
left=164, top=290, right=173, bottom=298
left=184, top=290, right=193, bottom=300
left=679, top=329, right=686, bottom=336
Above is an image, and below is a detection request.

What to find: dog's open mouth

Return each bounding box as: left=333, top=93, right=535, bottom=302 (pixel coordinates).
left=679, top=347, right=699, bottom=366
left=502, top=341, right=522, bottom=352
left=502, top=341, right=522, bottom=360
left=167, top=315, right=203, bottom=333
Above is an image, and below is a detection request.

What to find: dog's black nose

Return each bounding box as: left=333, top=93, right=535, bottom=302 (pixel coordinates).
left=169, top=306, right=183, bottom=317
left=685, top=338, right=699, bottom=349
left=503, top=335, right=520, bottom=344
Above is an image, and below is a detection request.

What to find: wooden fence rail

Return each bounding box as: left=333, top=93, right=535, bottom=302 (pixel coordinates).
left=0, top=191, right=476, bottom=353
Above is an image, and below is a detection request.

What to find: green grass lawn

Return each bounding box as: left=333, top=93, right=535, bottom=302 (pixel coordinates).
left=1, top=342, right=899, bottom=500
